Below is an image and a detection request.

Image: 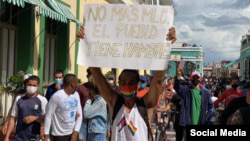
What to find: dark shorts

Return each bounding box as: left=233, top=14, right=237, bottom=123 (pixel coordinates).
left=51, top=134, right=71, bottom=141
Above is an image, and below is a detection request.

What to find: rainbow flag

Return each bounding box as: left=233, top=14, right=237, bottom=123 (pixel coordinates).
left=128, top=121, right=137, bottom=136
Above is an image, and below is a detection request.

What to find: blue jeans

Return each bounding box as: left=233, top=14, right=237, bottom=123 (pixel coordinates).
left=79, top=121, right=87, bottom=140
left=87, top=133, right=105, bottom=141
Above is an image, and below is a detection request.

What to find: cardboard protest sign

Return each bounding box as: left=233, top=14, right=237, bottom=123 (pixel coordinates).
left=77, top=4, right=174, bottom=70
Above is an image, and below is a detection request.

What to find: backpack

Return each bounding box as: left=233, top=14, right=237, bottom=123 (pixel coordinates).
left=112, top=95, right=153, bottom=141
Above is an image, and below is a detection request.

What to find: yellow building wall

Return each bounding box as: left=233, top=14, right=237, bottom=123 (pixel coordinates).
left=62, top=0, right=78, bottom=74
left=33, top=6, right=40, bottom=76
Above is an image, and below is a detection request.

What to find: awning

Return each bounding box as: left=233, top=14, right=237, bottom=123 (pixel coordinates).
left=223, top=59, right=238, bottom=68
left=224, top=51, right=250, bottom=68
left=2, top=0, right=25, bottom=7
left=24, top=0, right=67, bottom=23
left=47, top=0, right=81, bottom=26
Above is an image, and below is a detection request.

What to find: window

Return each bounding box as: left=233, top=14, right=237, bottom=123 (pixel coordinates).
left=0, top=2, right=18, bottom=25
left=0, top=2, right=18, bottom=85
left=0, top=26, right=17, bottom=85
left=46, top=18, right=57, bottom=34
left=44, top=19, right=58, bottom=84
left=44, top=34, right=56, bottom=84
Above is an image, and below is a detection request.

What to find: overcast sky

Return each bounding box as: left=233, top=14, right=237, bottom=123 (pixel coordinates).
left=172, top=0, right=250, bottom=65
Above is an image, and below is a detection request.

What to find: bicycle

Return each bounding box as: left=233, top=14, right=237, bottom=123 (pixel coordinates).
left=155, top=112, right=169, bottom=141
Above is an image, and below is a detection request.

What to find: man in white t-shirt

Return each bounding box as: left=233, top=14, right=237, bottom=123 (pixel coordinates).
left=44, top=74, right=82, bottom=141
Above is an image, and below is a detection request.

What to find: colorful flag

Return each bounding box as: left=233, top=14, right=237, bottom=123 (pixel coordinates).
left=128, top=121, right=137, bottom=136
left=117, top=116, right=127, bottom=132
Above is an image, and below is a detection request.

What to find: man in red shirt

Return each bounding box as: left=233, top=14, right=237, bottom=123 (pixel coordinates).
left=214, top=77, right=244, bottom=107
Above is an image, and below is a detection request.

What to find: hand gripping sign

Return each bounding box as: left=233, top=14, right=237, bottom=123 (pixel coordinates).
left=77, top=4, right=174, bottom=70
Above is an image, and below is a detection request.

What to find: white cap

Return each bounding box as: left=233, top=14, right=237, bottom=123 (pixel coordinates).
left=23, top=74, right=32, bottom=80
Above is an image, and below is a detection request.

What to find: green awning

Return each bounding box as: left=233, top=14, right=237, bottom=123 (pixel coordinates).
left=47, top=0, right=81, bottom=26
left=223, top=59, right=238, bottom=68
left=56, top=1, right=81, bottom=25
left=224, top=51, right=250, bottom=68
left=24, top=0, right=67, bottom=23
left=2, top=0, right=25, bottom=7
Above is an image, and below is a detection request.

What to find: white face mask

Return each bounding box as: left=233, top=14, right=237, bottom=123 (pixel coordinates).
left=108, top=80, right=114, bottom=84
left=26, top=86, right=37, bottom=94
left=226, top=85, right=231, bottom=89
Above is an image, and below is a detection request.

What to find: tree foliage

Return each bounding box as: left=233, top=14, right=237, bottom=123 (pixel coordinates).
left=0, top=74, right=24, bottom=95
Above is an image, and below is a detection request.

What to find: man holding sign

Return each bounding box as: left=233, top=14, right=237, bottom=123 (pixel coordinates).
left=77, top=4, right=176, bottom=141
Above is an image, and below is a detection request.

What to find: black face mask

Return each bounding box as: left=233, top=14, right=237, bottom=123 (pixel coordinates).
left=191, top=78, right=200, bottom=86
left=232, top=84, right=238, bottom=89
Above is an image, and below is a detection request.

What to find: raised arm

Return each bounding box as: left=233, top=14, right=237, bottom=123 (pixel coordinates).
left=143, top=27, right=176, bottom=108
left=144, top=70, right=165, bottom=108
left=88, top=67, right=118, bottom=110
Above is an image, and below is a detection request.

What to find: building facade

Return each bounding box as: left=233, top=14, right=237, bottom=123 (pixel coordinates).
left=167, top=42, right=203, bottom=78
left=0, top=0, right=83, bottom=90
left=220, top=30, right=250, bottom=79
left=239, top=30, right=250, bottom=80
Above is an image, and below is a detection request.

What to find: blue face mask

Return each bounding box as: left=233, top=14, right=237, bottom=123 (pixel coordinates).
left=55, top=78, right=62, bottom=84
left=140, top=83, right=147, bottom=88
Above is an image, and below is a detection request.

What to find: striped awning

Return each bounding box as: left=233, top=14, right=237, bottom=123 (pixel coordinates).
left=2, top=0, right=68, bottom=23
left=47, top=0, right=81, bottom=26
left=24, top=0, right=67, bottom=23
left=2, top=0, right=25, bottom=7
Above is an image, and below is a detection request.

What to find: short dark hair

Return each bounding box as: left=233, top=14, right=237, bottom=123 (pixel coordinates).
left=63, top=74, right=77, bottom=86
left=27, top=75, right=40, bottom=84
left=119, top=69, right=140, bottom=83
left=54, top=69, right=64, bottom=76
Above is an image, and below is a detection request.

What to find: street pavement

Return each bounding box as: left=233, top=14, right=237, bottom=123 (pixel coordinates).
left=153, top=120, right=176, bottom=141
left=165, top=123, right=176, bottom=141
